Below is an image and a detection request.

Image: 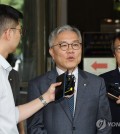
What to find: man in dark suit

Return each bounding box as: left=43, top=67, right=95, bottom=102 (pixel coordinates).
left=100, top=33, right=120, bottom=134
left=27, top=25, right=111, bottom=134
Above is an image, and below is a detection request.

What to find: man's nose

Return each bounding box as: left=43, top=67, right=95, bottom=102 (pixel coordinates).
left=67, top=44, right=74, bottom=52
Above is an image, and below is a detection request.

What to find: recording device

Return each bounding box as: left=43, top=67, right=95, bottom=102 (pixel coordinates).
left=107, top=83, right=120, bottom=100
left=55, top=71, right=75, bottom=101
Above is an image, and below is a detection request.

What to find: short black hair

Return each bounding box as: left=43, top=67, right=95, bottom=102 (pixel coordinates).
left=0, top=4, right=23, bottom=21
left=0, top=4, right=23, bottom=36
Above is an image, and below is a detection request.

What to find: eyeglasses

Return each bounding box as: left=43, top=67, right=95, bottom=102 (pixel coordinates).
left=10, top=27, right=23, bottom=35
left=114, top=46, right=120, bottom=53
left=51, top=41, right=82, bottom=51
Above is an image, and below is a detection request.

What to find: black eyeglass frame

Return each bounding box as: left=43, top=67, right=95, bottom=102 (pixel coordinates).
left=10, top=27, right=24, bottom=36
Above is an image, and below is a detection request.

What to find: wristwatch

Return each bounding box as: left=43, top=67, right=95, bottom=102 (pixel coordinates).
left=39, top=95, right=47, bottom=106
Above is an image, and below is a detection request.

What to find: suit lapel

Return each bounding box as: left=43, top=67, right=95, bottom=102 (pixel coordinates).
left=58, top=69, right=89, bottom=122
left=59, top=98, right=73, bottom=122
left=74, top=70, right=88, bottom=121
left=47, top=68, right=73, bottom=122
left=47, top=69, right=90, bottom=122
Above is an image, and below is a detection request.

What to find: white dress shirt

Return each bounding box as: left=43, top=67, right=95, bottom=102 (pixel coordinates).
left=0, top=55, right=19, bottom=134
left=56, top=67, right=78, bottom=114
left=118, top=67, right=120, bottom=72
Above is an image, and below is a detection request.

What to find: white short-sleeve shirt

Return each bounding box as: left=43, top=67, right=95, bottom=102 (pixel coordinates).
left=0, top=55, right=19, bottom=134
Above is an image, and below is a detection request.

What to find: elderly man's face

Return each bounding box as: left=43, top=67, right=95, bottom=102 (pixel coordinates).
left=49, top=31, right=82, bottom=72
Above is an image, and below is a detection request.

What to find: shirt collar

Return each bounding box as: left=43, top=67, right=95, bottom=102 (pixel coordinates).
left=118, top=67, right=120, bottom=72
left=0, top=54, right=12, bottom=72
left=56, top=66, right=78, bottom=77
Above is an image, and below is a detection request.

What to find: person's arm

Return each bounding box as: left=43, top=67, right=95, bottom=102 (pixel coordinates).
left=27, top=78, right=49, bottom=134
left=96, top=78, right=112, bottom=134
left=17, top=121, right=25, bottom=134
left=17, top=82, right=61, bottom=123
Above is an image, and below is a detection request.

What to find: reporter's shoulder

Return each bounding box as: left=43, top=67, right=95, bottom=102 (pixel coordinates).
left=29, top=70, right=53, bottom=83
left=99, top=70, right=115, bottom=78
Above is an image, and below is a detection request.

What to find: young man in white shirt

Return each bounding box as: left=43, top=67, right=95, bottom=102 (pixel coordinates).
left=0, top=4, right=61, bottom=134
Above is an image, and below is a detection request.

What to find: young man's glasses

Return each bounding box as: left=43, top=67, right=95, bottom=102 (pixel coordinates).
left=10, top=27, right=25, bottom=36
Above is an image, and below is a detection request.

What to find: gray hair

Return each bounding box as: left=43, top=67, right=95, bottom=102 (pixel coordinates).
left=48, top=25, right=82, bottom=47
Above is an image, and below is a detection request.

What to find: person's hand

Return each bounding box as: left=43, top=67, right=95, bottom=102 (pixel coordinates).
left=42, top=82, right=62, bottom=103
left=116, top=96, right=120, bottom=104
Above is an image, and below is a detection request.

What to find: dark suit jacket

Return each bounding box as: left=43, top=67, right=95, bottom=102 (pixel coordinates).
left=8, top=69, right=20, bottom=105
left=100, top=69, right=120, bottom=134
left=27, top=68, right=111, bottom=134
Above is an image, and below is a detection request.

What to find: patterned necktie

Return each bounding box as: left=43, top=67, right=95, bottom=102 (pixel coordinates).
left=67, top=74, right=75, bottom=116
left=68, top=95, right=74, bottom=116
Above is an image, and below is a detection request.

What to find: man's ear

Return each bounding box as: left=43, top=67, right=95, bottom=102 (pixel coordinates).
left=3, top=29, right=11, bottom=40
left=49, top=48, right=54, bottom=60
left=113, top=53, right=116, bottom=58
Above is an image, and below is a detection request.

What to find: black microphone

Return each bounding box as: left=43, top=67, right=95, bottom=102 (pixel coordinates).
left=55, top=69, right=75, bottom=101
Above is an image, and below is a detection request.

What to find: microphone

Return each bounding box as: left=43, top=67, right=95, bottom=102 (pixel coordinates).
left=65, top=87, right=74, bottom=94
left=55, top=68, right=75, bottom=101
